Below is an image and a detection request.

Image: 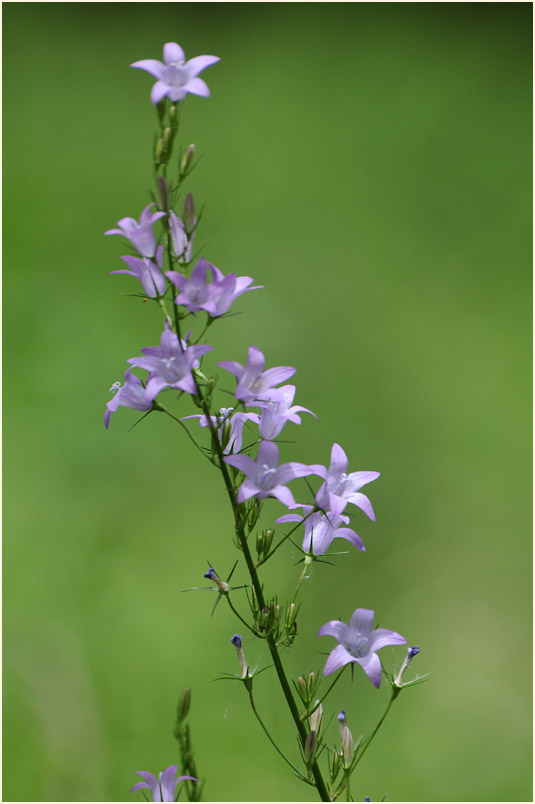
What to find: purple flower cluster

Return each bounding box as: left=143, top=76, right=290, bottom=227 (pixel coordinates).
left=130, top=765, right=196, bottom=802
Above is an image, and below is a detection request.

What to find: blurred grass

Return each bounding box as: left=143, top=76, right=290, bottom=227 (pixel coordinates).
left=3, top=3, right=532, bottom=802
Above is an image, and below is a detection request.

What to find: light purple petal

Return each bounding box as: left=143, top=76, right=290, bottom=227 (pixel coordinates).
left=329, top=443, right=348, bottom=476
left=347, top=470, right=381, bottom=491
left=260, top=365, right=296, bottom=388
left=145, top=376, right=168, bottom=402
left=163, top=42, right=185, bottom=64
left=151, top=81, right=170, bottom=104
left=271, top=485, right=297, bottom=509
left=224, top=454, right=256, bottom=475
left=159, top=765, right=179, bottom=802
left=357, top=651, right=383, bottom=688
left=335, top=527, right=366, bottom=552
left=367, top=628, right=407, bottom=652
left=130, top=59, right=166, bottom=80
left=323, top=644, right=355, bottom=676
left=347, top=491, right=376, bottom=521
left=273, top=461, right=315, bottom=486
left=349, top=608, right=375, bottom=637
left=318, top=620, right=348, bottom=642
left=276, top=513, right=303, bottom=524
left=131, top=771, right=161, bottom=801
left=185, top=55, right=220, bottom=78
left=184, top=77, right=210, bottom=97
left=236, top=479, right=260, bottom=504
left=217, top=360, right=244, bottom=380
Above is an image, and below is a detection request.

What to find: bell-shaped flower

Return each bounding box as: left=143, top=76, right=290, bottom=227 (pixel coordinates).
left=104, top=369, right=153, bottom=429
left=169, top=211, right=194, bottom=263
left=131, top=42, right=220, bottom=104
left=248, top=385, right=317, bottom=440
left=127, top=325, right=211, bottom=401
left=105, top=203, right=166, bottom=258
left=277, top=506, right=365, bottom=555
left=110, top=246, right=165, bottom=298
left=167, top=258, right=262, bottom=317
left=182, top=407, right=260, bottom=455
left=130, top=764, right=196, bottom=802
left=318, top=608, right=406, bottom=688
left=218, top=346, right=295, bottom=403
left=224, top=440, right=319, bottom=509
left=315, top=443, right=380, bottom=519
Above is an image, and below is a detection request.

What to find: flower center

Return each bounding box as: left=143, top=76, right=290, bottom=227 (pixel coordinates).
left=166, top=63, right=187, bottom=88
left=344, top=637, right=368, bottom=658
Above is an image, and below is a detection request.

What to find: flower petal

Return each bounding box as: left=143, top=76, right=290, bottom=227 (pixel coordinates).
left=357, top=651, right=383, bottom=688
left=130, top=59, right=166, bottom=80
left=151, top=80, right=170, bottom=104
left=185, top=77, right=210, bottom=97
left=348, top=491, right=376, bottom=521
left=323, top=644, right=354, bottom=676
left=367, top=628, right=407, bottom=652
left=131, top=771, right=161, bottom=801
left=159, top=765, right=179, bottom=802
left=163, top=42, right=185, bottom=64
left=318, top=620, right=348, bottom=642
left=329, top=443, right=348, bottom=476
left=185, top=55, right=220, bottom=78
left=349, top=608, right=375, bottom=637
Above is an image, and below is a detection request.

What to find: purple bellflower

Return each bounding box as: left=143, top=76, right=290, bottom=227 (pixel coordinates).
left=315, top=443, right=380, bottom=519
left=131, top=42, right=220, bottom=104
left=182, top=407, right=260, bottom=454
left=130, top=765, right=196, bottom=802
left=277, top=506, right=365, bottom=555
left=169, top=211, right=194, bottom=263
left=104, top=369, right=152, bottom=429
left=224, top=440, right=319, bottom=509
left=110, top=246, right=165, bottom=298
left=167, top=258, right=262, bottom=317
left=248, top=384, right=317, bottom=440
left=218, top=346, right=296, bottom=403
left=127, top=325, right=211, bottom=401
left=318, top=608, right=406, bottom=688
left=105, top=203, right=166, bottom=258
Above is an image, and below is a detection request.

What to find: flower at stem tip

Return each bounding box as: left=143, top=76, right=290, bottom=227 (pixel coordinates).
left=231, top=633, right=248, bottom=679
left=130, top=765, right=197, bottom=802
left=131, top=42, right=220, bottom=104
left=105, top=203, right=165, bottom=258
left=393, top=645, right=420, bottom=687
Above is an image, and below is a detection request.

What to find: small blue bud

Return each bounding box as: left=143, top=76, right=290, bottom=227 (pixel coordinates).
left=204, top=568, right=217, bottom=581
left=408, top=645, right=420, bottom=657
left=231, top=634, right=242, bottom=649
left=337, top=710, right=346, bottom=724
left=364, top=798, right=371, bottom=802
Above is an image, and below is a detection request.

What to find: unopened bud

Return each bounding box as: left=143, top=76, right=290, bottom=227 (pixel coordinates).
left=296, top=676, right=307, bottom=702
left=307, top=672, right=317, bottom=700
left=163, top=126, right=172, bottom=147
left=394, top=645, right=420, bottom=687
left=230, top=634, right=247, bottom=679
left=304, top=730, right=317, bottom=767
left=309, top=701, right=323, bottom=734
left=155, top=138, right=164, bottom=163
left=180, top=144, right=196, bottom=174
left=169, top=104, right=178, bottom=128
left=177, top=686, right=191, bottom=721
left=204, top=567, right=229, bottom=594
left=256, top=531, right=264, bottom=556
left=286, top=602, right=297, bottom=630
left=157, top=176, right=170, bottom=212
left=330, top=749, right=340, bottom=781
left=264, top=529, right=274, bottom=553
left=183, top=193, right=195, bottom=232
left=341, top=725, right=354, bottom=769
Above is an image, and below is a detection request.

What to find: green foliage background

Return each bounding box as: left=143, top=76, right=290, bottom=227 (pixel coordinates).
left=3, top=3, right=532, bottom=801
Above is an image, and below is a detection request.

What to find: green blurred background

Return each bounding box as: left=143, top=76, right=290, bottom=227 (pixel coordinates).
left=3, top=3, right=532, bottom=801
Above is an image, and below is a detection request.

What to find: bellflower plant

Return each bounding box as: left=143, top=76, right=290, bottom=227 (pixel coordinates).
left=105, top=38, right=424, bottom=803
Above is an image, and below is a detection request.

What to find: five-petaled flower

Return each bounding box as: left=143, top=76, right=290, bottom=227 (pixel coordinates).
left=318, top=608, right=406, bottom=688
left=127, top=325, right=211, bottom=401
left=105, top=203, right=166, bottom=258
left=218, top=346, right=295, bottom=403
left=130, top=764, right=196, bottom=802
left=104, top=369, right=152, bottom=429
left=131, top=42, right=220, bottom=104
left=167, top=258, right=262, bottom=317
left=110, top=246, right=165, bottom=298
left=277, top=506, right=365, bottom=555
left=224, top=440, right=319, bottom=509
left=315, top=443, right=380, bottom=519
left=248, top=384, right=317, bottom=440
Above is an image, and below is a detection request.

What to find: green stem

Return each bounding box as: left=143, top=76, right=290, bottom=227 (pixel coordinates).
left=225, top=595, right=256, bottom=636
left=246, top=687, right=309, bottom=782
left=352, top=687, right=400, bottom=771
left=156, top=404, right=212, bottom=463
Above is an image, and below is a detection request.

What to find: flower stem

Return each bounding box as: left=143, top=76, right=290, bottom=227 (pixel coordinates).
left=352, top=686, right=400, bottom=770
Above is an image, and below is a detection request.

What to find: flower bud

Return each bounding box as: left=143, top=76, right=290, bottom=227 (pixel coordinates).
left=304, top=730, right=317, bottom=767
left=231, top=634, right=247, bottom=678
left=309, top=701, right=323, bottom=734
left=177, top=686, right=191, bottom=722
left=296, top=676, right=307, bottom=702
left=163, top=126, right=172, bottom=148
left=169, top=104, right=178, bottom=129
left=157, top=176, right=170, bottom=212
left=286, top=602, right=297, bottom=630
left=330, top=749, right=340, bottom=781
left=394, top=645, right=420, bottom=687
left=180, top=144, right=196, bottom=174
left=307, top=671, right=317, bottom=700
left=183, top=193, right=195, bottom=233
left=341, top=724, right=353, bottom=768
left=256, top=531, right=264, bottom=556
left=204, top=567, right=229, bottom=594
left=155, top=137, right=164, bottom=164
left=264, top=528, right=274, bottom=553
